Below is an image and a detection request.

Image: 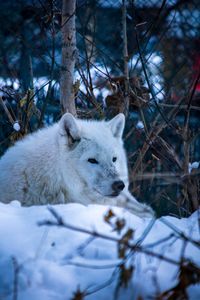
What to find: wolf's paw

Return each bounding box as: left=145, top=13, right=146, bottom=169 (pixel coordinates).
left=123, top=192, right=154, bottom=218
left=127, top=202, right=154, bottom=218
left=140, top=204, right=155, bottom=218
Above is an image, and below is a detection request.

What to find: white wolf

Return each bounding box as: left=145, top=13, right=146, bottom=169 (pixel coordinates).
left=0, top=113, right=153, bottom=217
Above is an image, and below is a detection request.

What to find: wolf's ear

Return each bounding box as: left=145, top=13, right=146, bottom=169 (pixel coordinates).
left=108, top=113, right=125, bottom=138
left=59, top=113, right=81, bottom=148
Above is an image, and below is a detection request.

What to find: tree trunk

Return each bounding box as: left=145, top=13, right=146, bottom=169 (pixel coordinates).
left=19, top=19, right=33, bottom=93
left=122, top=0, right=129, bottom=117
left=60, top=0, right=77, bottom=116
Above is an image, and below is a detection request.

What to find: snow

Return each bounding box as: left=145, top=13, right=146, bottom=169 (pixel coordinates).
left=75, top=65, right=111, bottom=101
left=0, top=202, right=199, bottom=300
left=129, top=52, right=164, bottom=101
left=0, top=77, right=20, bottom=90
left=13, top=122, right=20, bottom=132
left=188, top=161, right=200, bottom=173
left=136, top=120, right=144, bottom=130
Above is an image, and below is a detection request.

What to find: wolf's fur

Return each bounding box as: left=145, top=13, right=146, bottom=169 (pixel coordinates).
left=0, top=113, right=153, bottom=217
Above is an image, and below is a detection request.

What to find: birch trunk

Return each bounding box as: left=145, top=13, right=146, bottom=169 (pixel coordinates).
left=60, top=0, right=77, bottom=116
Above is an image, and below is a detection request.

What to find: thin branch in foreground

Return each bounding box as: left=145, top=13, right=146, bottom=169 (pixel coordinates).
left=160, top=216, right=200, bottom=248
left=38, top=206, right=198, bottom=269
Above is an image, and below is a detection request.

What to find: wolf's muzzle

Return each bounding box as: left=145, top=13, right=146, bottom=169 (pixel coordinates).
left=112, top=180, right=125, bottom=194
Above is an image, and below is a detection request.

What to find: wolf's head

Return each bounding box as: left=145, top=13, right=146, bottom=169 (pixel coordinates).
left=59, top=113, right=129, bottom=200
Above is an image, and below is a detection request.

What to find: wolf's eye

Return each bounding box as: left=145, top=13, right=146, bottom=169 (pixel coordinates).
left=112, top=157, right=117, bottom=162
left=88, top=158, right=99, bottom=164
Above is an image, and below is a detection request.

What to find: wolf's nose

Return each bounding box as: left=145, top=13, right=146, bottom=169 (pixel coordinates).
left=112, top=180, right=125, bottom=193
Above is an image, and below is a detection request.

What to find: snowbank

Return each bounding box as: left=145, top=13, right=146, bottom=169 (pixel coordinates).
left=0, top=202, right=199, bottom=300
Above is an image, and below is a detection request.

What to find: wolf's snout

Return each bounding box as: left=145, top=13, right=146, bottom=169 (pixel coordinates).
left=112, top=180, right=125, bottom=193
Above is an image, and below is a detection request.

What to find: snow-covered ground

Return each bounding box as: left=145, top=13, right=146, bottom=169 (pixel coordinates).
left=0, top=202, right=199, bottom=300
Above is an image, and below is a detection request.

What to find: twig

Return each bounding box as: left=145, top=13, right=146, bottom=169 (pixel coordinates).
left=0, top=96, right=15, bottom=125
left=160, top=217, right=200, bottom=248
left=12, top=257, right=19, bottom=300
left=157, top=103, right=200, bottom=111
left=144, top=233, right=176, bottom=248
